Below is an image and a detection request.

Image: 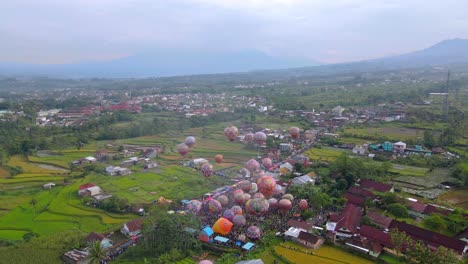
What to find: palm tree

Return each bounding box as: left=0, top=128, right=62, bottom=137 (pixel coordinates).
left=88, top=240, right=106, bottom=264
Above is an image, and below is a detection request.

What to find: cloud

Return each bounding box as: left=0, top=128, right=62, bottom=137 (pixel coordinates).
left=0, top=0, right=467, bottom=63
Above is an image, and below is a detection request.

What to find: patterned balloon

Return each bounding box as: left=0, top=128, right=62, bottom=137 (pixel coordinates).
left=245, top=159, right=260, bottom=172
left=184, top=136, right=196, bottom=148
left=177, top=143, right=190, bottom=156
left=262, top=158, right=273, bottom=169
left=278, top=199, right=293, bottom=212
left=268, top=198, right=278, bottom=208
left=214, top=154, right=224, bottom=164
left=240, top=180, right=252, bottom=192
left=289, top=127, right=300, bottom=139
left=282, top=193, right=294, bottom=201
left=201, top=163, right=214, bottom=177
left=186, top=200, right=202, bottom=213
left=246, top=198, right=269, bottom=216
left=233, top=189, right=245, bottom=205
left=231, top=205, right=243, bottom=215
left=216, top=195, right=229, bottom=206
left=299, top=199, right=308, bottom=210
left=242, top=193, right=251, bottom=204
left=274, top=184, right=284, bottom=196
left=232, top=214, right=246, bottom=226
left=244, top=133, right=254, bottom=143
left=257, top=176, right=276, bottom=197
left=224, top=125, right=239, bottom=142
left=254, top=132, right=267, bottom=145
left=208, top=199, right=222, bottom=213
left=222, top=209, right=235, bottom=222
left=246, top=225, right=261, bottom=239
left=253, top=192, right=264, bottom=199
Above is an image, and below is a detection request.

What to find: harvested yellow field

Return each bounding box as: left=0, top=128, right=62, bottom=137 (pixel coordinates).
left=275, top=244, right=374, bottom=264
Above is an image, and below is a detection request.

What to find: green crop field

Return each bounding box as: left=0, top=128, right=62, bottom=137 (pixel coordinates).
left=389, top=164, right=430, bottom=177
left=305, top=147, right=350, bottom=162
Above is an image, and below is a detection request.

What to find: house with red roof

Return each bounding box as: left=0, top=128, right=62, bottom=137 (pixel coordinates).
left=423, top=204, right=453, bottom=217
left=344, top=193, right=366, bottom=206
left=78, top=183, right=96, bottom=196
left=121, top=218, right=144, bottom=237
left=84, top=232, right=113, bottom=249
left=366, top=211, right=393, bottom=230
left=406, top=199, right=427, bottom=219
left=348, top=186, right=378, bottom=200
left=389, top=220, right=467, bottom=256
left=327, top=203, right=364, bottom=238
left=358, top=179, right=393, bottom=193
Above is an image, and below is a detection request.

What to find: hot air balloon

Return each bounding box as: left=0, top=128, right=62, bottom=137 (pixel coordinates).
left=222, top=209, right=235, bottom=221
left=177, top=143, right=190, bottom=157
left=216, top=195, right=229, bottom=206
left=224, top=125, right=239, bottom=142
left=184, top=136, right=196, bottom=148
left=201, top=163, right=214, bottom=177
left=249, top=183, right=258, bottom=194
left=299, top=199, right=309, bottom=210
left=274, top=184, right=284, bottom=196
left=232, top=214, right=246, bottom=226
left=237, top=234, right=246, bottom=242
left=212, top=217, right=233, bottom=235
left=208, top=199, right=222, bottom=213
left=282, top=193, right=294, bottom=201
left=262, top=158, right=273, bottom=169
left=268, top=198, right=278, bottom=208
left=278, top=199, right=293, bottom=212
left=214, top=154, right=224, bottom=164
left=186, top=200, right=202, bottom=213
left=233, top=189, right=245, bottom=205
left=289, top=127, right=300, bottom=139
left=245, top=159, right=260, bottom=172
left=253, top=192, right=264, bottom=199
left=254, top=131, right=267, bottom=145
left=231, top=205, right=243, bottom=215
left=242, top=193, right=251, bottom=204
left=246, top=198, right=269, bottom=216
left=199, top=261, right=213, bottom=264
left=246, top=225, right=261, bottom=239
left=239, top=168, right=250, bottom=178
left=244, top=133, right=254, bottom=143
left=257, top=176, right=277, bottom=197
left=240, top=180, right=252, bottom=192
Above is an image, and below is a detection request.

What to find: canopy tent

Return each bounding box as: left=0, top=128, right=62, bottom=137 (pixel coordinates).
left=242, top=242, right=256, bottom=251
left=214, top=236, right=229, bottom=243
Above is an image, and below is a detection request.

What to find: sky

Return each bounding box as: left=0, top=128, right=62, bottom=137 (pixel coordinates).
left=1, top=0, right=468, bottom=64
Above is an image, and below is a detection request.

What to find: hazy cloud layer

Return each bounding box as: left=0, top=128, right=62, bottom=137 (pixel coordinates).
left=1, top=0, right=467, bottom=63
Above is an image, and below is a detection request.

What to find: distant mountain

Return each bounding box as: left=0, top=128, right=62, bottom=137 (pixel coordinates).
left=0, top=50, right=319, bottom=78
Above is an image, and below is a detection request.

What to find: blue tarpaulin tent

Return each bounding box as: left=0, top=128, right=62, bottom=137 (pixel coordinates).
left=202, top=226, right=214, bottom=237
left=214, top=236, right=229, bottom=243
left=242, top=242, right=255, bottom=251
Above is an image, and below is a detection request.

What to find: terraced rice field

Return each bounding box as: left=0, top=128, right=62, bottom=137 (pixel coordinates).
left=275, top=243, right=374, bottom=264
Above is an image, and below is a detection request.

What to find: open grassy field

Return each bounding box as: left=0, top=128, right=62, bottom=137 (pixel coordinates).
left=393, top=168, right=452, bottom=188
left=274, top=242, right=374, bottom=264
left=305, top=147, right=350, bottom=162
left=389, top=164, right=430, bottom=177
left=438, top=188, right=468, bottom=209
left=28, top=147, right=99, bottom=169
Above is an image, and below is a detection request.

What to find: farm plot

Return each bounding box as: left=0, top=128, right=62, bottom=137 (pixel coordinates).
left=392, top=168, right=452, bottom=189
left=438, top=188, right=468, bottom=209
left=343, top=125, right=425, bottom=142
left=28, top=147, right=98, bottom=169
left=305, top=147, right=350, bottom=162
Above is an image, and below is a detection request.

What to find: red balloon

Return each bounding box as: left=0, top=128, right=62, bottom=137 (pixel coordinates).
left=278, top=199, right=292, bottom=212
left=214, top=154, right=224, bottom=164
left=245, top=159, right=260, bottom=172
left=177, top=143, right=190, bottom=156
left=289, top=127, right=300, bottom=139
left=224, top=125, right=239, bottom=142
left=262, top=158, right=272, bottom=169
left=299, top=199, right=309, bottom=210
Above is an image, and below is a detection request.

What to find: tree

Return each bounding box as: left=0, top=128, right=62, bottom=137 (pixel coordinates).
left=388, top=203, right=408, bottom=218
left=390, top=229, right=410, bottom=256
left=432, top=246, right=460, bottom=264
left=423, top=215, right=446, bottom=231
left=88, top=240, right=106, bottom=264
left=380, top=192, right=397, bottom=207
left=423, top=130, right=436, bottom=148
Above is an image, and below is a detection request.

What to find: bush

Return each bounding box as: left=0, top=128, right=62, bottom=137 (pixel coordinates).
left=388, top=203, right=409, bottom=218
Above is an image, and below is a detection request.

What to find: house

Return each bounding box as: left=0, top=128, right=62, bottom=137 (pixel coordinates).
left=121, top=218, right=144, bottom=237
left=366, top=211, right=393, bottom=230
left=352, top=145, right=367, bottom=155
left=359, top=225, right=393, bottom=249
left=357, top=179, right=393, bottom=193
left=389, top=220, right=467, bottom=255
left=43, top=182, right=56, bottom=189
left=291, top=174, right=315, bottom=186
left=62, top=249, right=89, bottom=264
left=287, top=219, right=313, bottom=232
left=93, top=194, right=113, bottom=202
left=84, top=156, right=97, bottom=163
left=406, top=198, right=427, bottom=219
left=344, top=193, right=366, bottom=206
left=423, top=204, right=453, bottom=216
left=296, top=231, right=325, bottom=249
left=393, top=141, right=407, bottom=153
left=94, top=150, right=109, bottom=161
left=333, top=203, right=364, bottom=238
left=279, top=143, right=293, bottom=152
left=289, top=155, right=310, bottom=167
left=347, top=186, right=378, bottom=200
left=144, top=162, right=158, bottom=169
left=84, top=232, right=113, bottom=249
left=82, top=186, right=102, bottom=197
left=106, top=166, right=131, bottom=176
left=78, top=183, right=96, bottom=196
left=456, top=228, right=468, bottom=243
left=345, top=236, right=384, bottom=257
left=382, top=141, right=393, bottom=152
left=142, top=149, right=157, bottom=159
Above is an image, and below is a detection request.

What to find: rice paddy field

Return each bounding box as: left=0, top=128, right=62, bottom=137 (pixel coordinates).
left=438, top=188, right=468, bottom=209
left=274, top=242, right=374, bottom=264
left=304, top=147, right=350, bottom=162
left=342, top=123, right=427, bottom=142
